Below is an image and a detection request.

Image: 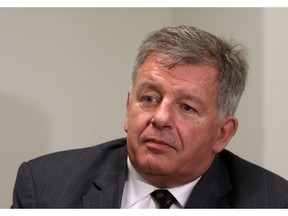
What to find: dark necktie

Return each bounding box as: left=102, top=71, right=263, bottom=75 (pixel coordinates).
left=151, top=189, right=177, bottom=208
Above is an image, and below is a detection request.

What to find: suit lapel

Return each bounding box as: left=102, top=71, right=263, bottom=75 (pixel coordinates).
left=81, top=141, right=233, bottom=208
left=82, top=143, right=128, bottom=208
left=82, top=171, right=126, bottom=208
left=185, top=153, right=232, bottom=208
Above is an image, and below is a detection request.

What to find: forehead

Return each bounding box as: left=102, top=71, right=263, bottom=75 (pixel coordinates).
left=134, top=54, right=219, bottom=93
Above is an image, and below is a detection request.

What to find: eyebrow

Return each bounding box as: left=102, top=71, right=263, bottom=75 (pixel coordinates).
left=177, top=90, right=206, bottom=107
left=135, top=82, right=160, bottom=95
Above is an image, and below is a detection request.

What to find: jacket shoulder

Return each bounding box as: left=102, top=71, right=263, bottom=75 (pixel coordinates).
left=28, top=137, right=127, bottom=167
left=13, top=138, right=127, bottom=208
left=219, top=149, right=288, bottom=207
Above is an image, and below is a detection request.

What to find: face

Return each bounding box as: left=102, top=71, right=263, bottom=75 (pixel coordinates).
left=124, top=54, right=237, bottom=187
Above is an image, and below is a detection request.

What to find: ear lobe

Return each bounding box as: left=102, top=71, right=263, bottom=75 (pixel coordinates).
left=124, top=92, right=131, bottom=133
left=213, top=116, right=238, bottom=153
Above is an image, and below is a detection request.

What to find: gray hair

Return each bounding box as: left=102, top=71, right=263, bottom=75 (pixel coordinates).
left=131, top=25, right=248, bottom=121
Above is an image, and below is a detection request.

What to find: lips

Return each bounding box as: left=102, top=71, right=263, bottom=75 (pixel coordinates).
left=146, top=138, right=169, bottom=146
left=142, top=136, right=177, bottom=151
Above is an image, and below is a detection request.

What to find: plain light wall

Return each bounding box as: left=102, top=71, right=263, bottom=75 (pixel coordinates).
left=263, top=8, right=288, bottom=178
left=0, top=8, right=287, bottom=208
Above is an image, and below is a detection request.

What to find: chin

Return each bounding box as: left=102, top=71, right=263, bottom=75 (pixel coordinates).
left=141, top=159, right=174, bottom=176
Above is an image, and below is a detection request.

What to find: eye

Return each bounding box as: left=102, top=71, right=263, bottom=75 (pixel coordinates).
left=143, top=95, right=154, bottom=103
left=141, top=95, right=158, bottom=106
left=180, top=104, right=197, bottom=114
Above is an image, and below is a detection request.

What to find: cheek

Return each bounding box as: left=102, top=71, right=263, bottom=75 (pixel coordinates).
left=179, top=122, right=216, bottom=152
left=125, top=104, right=137, bottom=133
left=126, top=106, right=150, bottom=135
left=126, top=110, right=151, bottom=165
left=124, top=115, right=129, bottom=132
left=177, top=119, right=200, bottom=139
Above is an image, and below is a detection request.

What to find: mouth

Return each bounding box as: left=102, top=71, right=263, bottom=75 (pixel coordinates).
left=143, top=137, right=176, bottom=152
left=146, top=138, right=169, bottom=145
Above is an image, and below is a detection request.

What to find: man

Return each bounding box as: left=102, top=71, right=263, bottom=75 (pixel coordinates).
left=12, top=25, right=288, bottom=208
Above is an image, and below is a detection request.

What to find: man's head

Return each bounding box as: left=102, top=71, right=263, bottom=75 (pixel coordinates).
left=124, top=25, right=248, bottom=188
left=132, top=25, right=248, bottom=121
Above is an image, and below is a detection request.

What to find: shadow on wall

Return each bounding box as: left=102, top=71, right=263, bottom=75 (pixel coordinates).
left=0, top=93, right=50, bottom=208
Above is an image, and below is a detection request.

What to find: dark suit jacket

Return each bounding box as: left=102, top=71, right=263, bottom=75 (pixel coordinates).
left=12, top=138, right=288, bottom=208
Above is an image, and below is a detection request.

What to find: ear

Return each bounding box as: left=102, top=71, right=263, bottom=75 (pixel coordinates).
left=124, top=92, right=131, bottom=133
left=213, top=116, right=238, bottom=154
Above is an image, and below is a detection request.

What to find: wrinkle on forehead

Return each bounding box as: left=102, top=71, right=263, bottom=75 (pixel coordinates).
left=137, top=62, right=218, bottom=93
left=138, top=54, right=218, bottom=85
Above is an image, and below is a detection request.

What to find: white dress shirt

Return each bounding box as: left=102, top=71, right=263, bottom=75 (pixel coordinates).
left=121, top=157, right=201, bottom=208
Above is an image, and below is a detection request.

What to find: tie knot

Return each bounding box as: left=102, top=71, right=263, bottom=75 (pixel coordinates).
left=151, top=189, right=176, bottom=208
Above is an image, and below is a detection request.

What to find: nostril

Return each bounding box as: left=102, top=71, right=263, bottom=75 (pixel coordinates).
left=152, top=121, right=158, bottom=129
left=151, top=116, right=171, bottom=130
left=151, top=118, right=158, bottom=128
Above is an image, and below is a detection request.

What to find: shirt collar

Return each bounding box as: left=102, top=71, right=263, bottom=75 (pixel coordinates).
left=123, top=157, right=201, bottom=208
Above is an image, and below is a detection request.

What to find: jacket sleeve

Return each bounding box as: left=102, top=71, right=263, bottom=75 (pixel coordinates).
left=11, top=162, right=37, bottom=208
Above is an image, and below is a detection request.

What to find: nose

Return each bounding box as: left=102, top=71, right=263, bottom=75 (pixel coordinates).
left=151, top=102, right=172, bottom=130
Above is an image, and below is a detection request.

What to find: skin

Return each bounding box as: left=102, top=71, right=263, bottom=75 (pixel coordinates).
left=124, top=54, right=238, bottom=188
